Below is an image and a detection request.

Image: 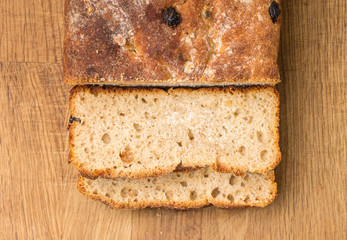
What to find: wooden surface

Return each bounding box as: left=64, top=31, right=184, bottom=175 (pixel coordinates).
left=1, top=0, right=346, bottom=239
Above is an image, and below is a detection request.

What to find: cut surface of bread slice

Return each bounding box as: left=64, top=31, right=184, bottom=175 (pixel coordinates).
left=69, top=86, right=280, bottom=179
left=78, top=168, right=277, bottom=209
left=64, top=0, right=281, bottom=85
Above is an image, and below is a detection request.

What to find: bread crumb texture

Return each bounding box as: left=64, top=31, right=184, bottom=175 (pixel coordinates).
left=78, top=168, right=277, bottom=209
left=69, top=86, right=280, bottom=179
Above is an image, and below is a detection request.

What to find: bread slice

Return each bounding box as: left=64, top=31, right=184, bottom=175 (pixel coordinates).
left=77, top=168, right=277, bottom=209
left=64, top=0, right=281, bottom=85
left=69, top=86, right=280, bottom=179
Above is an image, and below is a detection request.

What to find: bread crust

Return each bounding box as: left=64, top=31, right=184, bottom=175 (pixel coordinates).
left=69, top=86, right=280, bottom=179
left=64, top=0, right=281, bottom=85
left=77, top=171, right=277, bottom=209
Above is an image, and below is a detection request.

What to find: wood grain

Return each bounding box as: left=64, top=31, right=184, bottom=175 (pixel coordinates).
left=0, top=0, right=346, bottom=239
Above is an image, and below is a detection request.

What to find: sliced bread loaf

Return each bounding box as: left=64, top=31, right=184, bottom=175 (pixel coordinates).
left=69, top=86, right=280, bottom=179
left=78, top=168, right=277, bottom=209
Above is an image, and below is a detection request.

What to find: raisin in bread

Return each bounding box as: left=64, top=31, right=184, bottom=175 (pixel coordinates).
left=78, top=168, right=277, bottom=209
left=64, top=0, right=281, bottom=86
left=69, top=86, right=280, bottom=179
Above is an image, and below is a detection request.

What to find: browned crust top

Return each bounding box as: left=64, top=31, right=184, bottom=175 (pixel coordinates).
left=64, top=0, right=281, bottom=85
left=68, top=86, right=280, bottom=179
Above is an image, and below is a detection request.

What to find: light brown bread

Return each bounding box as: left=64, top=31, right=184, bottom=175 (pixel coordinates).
left=78, top=168, right=277, bottom=209
left=69, top=86, right=280, bottom=179
left=64, top=0, right=281, bottom=86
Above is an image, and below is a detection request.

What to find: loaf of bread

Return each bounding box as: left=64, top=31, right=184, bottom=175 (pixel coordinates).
left=69, top=86, right=280, bottom=179
left=78, top=168, right=277, bottom=209
left=64, top=0, right=281, bottom=85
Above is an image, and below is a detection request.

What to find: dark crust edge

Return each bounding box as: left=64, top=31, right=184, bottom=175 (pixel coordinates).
left=69, top=86, right=281, bottom=179
left=63, top=0, right=72, bottom=84
left=77, top=171, right=277, bottom=210
left=64, top=77, right=280, bottom=86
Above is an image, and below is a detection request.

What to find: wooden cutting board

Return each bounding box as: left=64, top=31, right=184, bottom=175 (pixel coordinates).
left=1, top=0, right=346, bottom=239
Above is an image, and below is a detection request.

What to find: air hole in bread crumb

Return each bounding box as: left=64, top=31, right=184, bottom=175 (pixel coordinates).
left=154, top=98, right=158, bottom=103
left=141, top=98, right=147, bottom=103
left=120, top=187, right=138, bottom=198
left=119, top=112, right=125, bottom=116
left=240, top=182, right=245, bottom=187
left=190, top=191, right=197, bottom=200
left=176, top=174, right=181, bottom=178
left=260, top=150, right=268, bottom=161
left=135, top=95, right=138, bottom=99
left=87, top=180, right=92, bottom=185
left=244, top=174, right=250, bottom=181
left=147, top=179, right=150, bottom=182
left=177, top=142, right=183, bottom=147
left=165, top=191, right=173, bottom=200
left=229, top=176, right=236, bottom=185
left=133, top=123, right=142, bottom=132
left=234, top=108, right=241, bottom=116
left=102, top=133, right=110, bottom=144
left=263, top=108, right=267, bottom=113
left=204, top=174, right=209, bottom=178
left=144, top=112, right=149, bottom=118
left=255, top=197, right=259, bottom=201
left=257, top=131, right=263, bottom=142
left=180, top=181, right=187, bottom=187
left=156, top=186, right=161, bottom=191
left=238, top=146, right=246, bottom=156
left=211, top=188, right=220, bottom=198
left=105, top=193, right=110, bottom=197
left=137, top=161, right=142, bottom=165
left=227, top=194, right=234, bottom=203
left=119, top=147, right=134, bottom=163
left=243, top=116, right=253, bottom=124
left=84, top=148, right=89, bottom=153
left=258, top=186, right=262, bottom=191
left=188, top=129, right=194, bottom=140
left=93, top=190, right=98, bottom=195
left=134, top=198, right=138, bottom=202
left=244, top=196, right=250, bottom=203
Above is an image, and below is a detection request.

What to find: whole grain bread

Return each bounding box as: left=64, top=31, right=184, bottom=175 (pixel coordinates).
left=69, top=86, right=280, bottom=179
left=78, top=168, right=277, bottom=209
left=64, top=0, right=281, bottom=86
